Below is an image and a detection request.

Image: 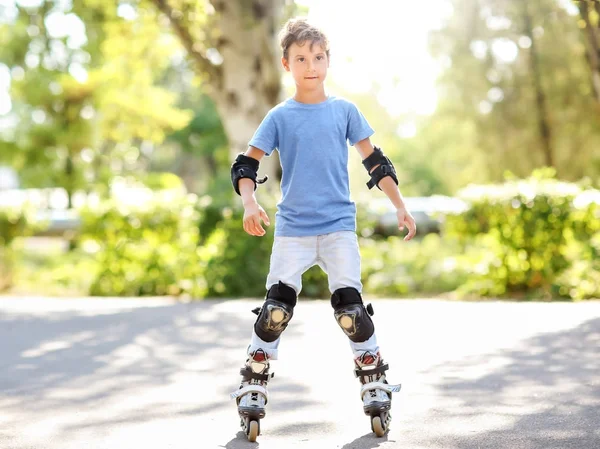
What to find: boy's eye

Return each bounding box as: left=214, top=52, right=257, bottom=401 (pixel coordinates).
left=317, top=56, right=323, bottom=60
left=298, top=57, right=305, bottom=62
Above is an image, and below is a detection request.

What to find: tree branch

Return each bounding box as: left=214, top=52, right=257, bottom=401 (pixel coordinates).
left=151, top=0, right=221, bottom=84
left=578, top=0, right=600, bottom=103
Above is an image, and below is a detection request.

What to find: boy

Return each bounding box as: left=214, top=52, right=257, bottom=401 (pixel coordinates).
left=229, top=18, right=416, bottom=441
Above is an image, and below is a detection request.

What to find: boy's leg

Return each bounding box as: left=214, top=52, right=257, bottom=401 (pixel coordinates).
left=318, top=231, right=399, bottom=422
left=316, top=231, right=379, bottom=355
left=233, top=235, right=319, bottom=430
left=246, top=235, right=318, bottom=359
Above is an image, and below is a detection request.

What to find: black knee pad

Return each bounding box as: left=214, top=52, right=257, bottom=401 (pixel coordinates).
left=253, top=281, right=297, bottom=343
left=331, top=287, right=375, bottom=342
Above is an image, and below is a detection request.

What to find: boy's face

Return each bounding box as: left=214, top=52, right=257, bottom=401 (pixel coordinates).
left=282, top=41, right=329, bottom=91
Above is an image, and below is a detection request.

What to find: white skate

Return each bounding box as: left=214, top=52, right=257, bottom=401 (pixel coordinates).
left=230, top=348, right=273, bottom=442
left=354, top=351, right=401, bottom=437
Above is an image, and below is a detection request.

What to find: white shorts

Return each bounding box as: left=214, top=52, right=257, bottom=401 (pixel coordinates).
left=265, top=230, right=363, bottom=295
left=249, top=230, right=378, bottom=360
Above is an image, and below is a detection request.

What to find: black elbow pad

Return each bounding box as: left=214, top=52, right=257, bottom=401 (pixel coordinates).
left=362, top=147, right=399, bottom=190
left=230, top=153, right=268, bottom=195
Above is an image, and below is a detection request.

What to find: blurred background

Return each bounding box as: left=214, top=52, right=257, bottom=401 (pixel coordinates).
left=0, top=0, right=598, bottom=301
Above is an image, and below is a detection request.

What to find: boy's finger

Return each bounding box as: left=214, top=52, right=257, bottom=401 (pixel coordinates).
left=249, top=219, right=259, bottom=236
left=253, top=217, right=265, bottom=235
left=261, top=211, right=270, bottom=226
left=404, top=221, right=417, bottom=240
left=246, top=218, right=256, bottom=236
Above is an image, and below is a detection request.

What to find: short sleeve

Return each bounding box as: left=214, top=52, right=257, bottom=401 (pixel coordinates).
left=346, top=103, right=374, bottom=146
left=249, top=110, right=278, bottom=156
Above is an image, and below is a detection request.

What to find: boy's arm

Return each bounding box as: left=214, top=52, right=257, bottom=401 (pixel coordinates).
left=354, top=138, right=417, bottom=241
left=238, top=146, right=266, bottom=206
left=238, top=146, right=270, bottom=236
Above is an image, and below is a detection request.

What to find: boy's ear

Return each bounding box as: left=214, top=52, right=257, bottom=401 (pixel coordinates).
left=281, top=57, right=290, bottom=72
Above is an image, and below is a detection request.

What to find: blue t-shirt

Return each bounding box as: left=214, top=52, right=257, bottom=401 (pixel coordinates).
left=249, top=96, right=374, bottom=237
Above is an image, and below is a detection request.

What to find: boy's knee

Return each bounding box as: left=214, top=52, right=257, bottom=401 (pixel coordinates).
left=330, top=287, right=375, bottom=342
left=254, top=281, right=297, bottom=342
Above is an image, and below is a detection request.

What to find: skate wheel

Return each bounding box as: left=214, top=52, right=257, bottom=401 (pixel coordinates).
left=372, top=415, right=385, bottom=437
left=247, top=419, right=259, bottom=442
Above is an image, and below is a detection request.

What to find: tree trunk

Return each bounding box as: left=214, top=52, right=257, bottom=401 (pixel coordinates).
left=153, top=0, right=287, bottom=191
left=523, top=2, right=554, bottom=168
left=65, top=150, right=74, bottom=209
left=579, top=0, right=600, bottom=104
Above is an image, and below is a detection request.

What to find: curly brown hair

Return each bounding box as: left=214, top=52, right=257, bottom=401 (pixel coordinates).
left=279, top=18, right=330, bottom=60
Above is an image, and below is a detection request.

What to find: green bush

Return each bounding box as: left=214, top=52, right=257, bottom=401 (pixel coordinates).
left=0, top=245, right=15, bottom=291
left=79, top=191, right=204, bottom=296
left=197, top=195, right=228, bottom=244
left=301, top=264, right=330, bottom=298
left=360, top=233, right=469, bottom=296
left=445, top=170, right=600, bottom=299
left=140, top=172, right=185, bottom=191
left=11, top=244, right=99, bottom=296
left=198, top=208, right=273, bottom=298
left=0, top=204, right=46, bottom=291
left=0, top=204, right=44, bottom=247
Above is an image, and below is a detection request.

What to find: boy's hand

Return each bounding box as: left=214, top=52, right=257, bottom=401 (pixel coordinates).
left=396, top=207, right=417, bottom=241
left=243, top=201, right=270, bottom=236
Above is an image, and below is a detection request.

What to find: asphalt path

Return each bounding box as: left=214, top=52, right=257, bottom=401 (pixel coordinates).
left=0, top=297, right=599, bottom=449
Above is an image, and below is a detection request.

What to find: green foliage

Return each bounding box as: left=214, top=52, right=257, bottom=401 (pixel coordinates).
left=425, top=0, right=600, bottom=189
left=198, top=208, right=274, bottom=298
left=196, top=199, right=330, bottom=299
left=5, top=173, right=599, bottom=300
left=444, top=170, right=600, bottom=298
left=301, top=265, right=330, bottom=298
left=0, top=203, right=46, bottom=291
left=361, top=233, right=469, bottom=296
left=11, top=244, right=99, bottom=296
left=197, top=197, right=227, bottom=244
left=0, top=204, right=44, bottom=247
left=140, top=172, right=185, bottom=191
left=79, top=192, right=203, bottom=296
left=1, top=1, right=193, bottom=197
left=0, top=245, right=15, bottom=291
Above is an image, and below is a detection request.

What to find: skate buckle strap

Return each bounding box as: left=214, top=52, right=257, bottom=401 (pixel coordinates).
left=360, top=381, right=402, bottom=399
left=230, top=384, right=269, bottom=402
left=354, top=363, right=389, bottom=378
left=240, top=367, right=274, bottom=382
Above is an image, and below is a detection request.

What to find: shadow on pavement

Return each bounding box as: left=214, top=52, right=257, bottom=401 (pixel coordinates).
left=340, top=432, right=389, bottom=449
left=0, top=299, right=315, bottom=440
left=222, top=430, right=258, bottom=449
left=415, top=317, right=600, bottom=449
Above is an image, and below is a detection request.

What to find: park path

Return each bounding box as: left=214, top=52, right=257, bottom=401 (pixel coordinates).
left=0, top=296, right=599, bottom=449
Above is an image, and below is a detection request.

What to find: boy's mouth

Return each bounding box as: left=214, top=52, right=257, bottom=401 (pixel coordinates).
left=304, top=76, right=318, bottom=80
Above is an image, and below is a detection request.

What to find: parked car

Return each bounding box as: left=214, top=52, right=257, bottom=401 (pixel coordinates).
left=367, top=195, right=469, bottom=236
left=0, top=170, right=81, bottom=236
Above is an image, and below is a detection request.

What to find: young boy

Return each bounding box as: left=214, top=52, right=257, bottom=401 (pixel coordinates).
left=229, top=18, right=416, bottom=441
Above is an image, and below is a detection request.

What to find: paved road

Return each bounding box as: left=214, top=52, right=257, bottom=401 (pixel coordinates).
left=0, top=297, right=599, bottom=449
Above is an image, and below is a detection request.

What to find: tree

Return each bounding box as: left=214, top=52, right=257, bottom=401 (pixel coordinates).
left=426, top=0, right=600, bottom=187
left=578, top=0, right=600, bottom=104
left=149, top=0, right=296, bottom=186
left=522, top=0, right=553, bottom=167
left=0, top=1, right=192, bottom=202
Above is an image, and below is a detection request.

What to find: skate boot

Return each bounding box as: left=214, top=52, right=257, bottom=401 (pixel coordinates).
left=354, top=351, right=401, bottom=437
left=230, top=348, right=273, bottom=442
